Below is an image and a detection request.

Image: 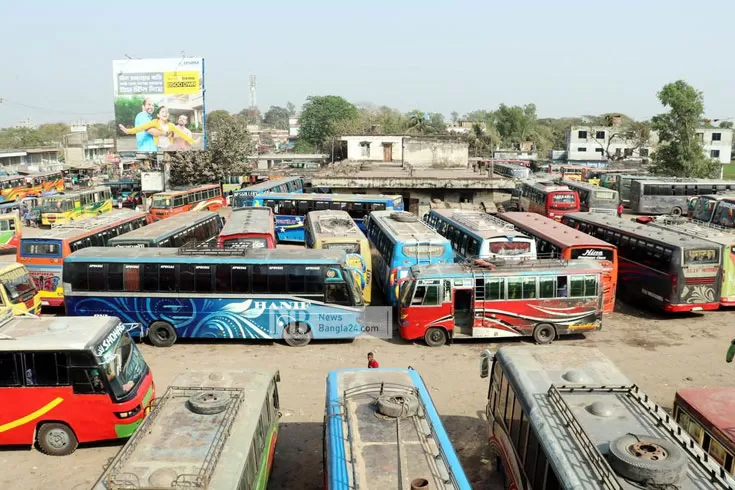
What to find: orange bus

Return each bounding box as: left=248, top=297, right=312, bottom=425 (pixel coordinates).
left=148, top=184, right=225, bottom=222
left=497, top=212, right=618, bottom=313
left=17, top=210, right=148, bottom=307
left=26, top=171, right=65, bottom=197
left=0, top=175, right=29, bottom=204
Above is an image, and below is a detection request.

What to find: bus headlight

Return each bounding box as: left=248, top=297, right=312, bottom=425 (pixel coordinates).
left=115, top=405, right=142, bottom=419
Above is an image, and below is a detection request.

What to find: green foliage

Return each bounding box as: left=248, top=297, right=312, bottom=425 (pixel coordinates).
left=88, top=122, right=116, bottom=140
left=299, top=96, right=358, bottom=151
left=651, top=80, right=719, bottom=178
left=719, top=121, right=734, bottom=129
left=286, top=102, right=297, bottom=116
left=0, top=128, right=45, bottom=149
left=293, top=138, right=316, bottom=153
left=237, top=107, right=261, bottom=125
left=263, top=106, right=290, bottom=130
left=206, top=110, right=236, bottom=133
left=494, top=103, right=538, bottom=143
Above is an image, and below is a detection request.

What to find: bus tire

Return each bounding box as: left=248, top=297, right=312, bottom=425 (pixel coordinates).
left=148, top=321, right=177, bottom=347
left=424, top=327, right=447, bottom=347
left=283, top=322, right=312, bottom=347
left=670, top=206, right=683, bottom=217
left=186, top=391, right=231, bottom=415
left=532, top=323, right=556, bottom=344
left=608, top=434, right=688, bottom=485
left=37, top=422, right=78, bottom=456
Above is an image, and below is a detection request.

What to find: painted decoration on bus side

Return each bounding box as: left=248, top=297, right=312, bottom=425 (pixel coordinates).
left=29, top=268, right=61, bottom=293
left=0, top=397, right=64, bottom=433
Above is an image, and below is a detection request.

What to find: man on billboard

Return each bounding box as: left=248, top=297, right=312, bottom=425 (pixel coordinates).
left=119, top=106, right=196, bottom=151
left=121, top=98, right=164, bottom=152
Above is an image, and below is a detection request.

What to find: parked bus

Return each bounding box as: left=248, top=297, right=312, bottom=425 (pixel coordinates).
left=493, top=162, right=531, bottom=179
left=562, top=212, right=722, bottom=312
left=40, top=186, right=113, bottom=226
left=26, top=171, right=65, bottom=197
left=325, top=367, right=472, bottom=490
left=518, top=181, right=580, bottom=221
left=217, top=206, right=276, bottom=249
left=479, top=345, right=735, bottom=490
left=252, top=192, right=404, bottom=242
left=232, top=176, right=305, bottom=208
left=629, top=179, right=735, bottom=216
left=148, top=184, right=225, bottom=222
left=0, top=175, right=30, bottom=203
left=399, top=259, right=604, bottom=347
left=674, top=387, right=735, bottom=477
left=0, top=263, right=41, bottom=316
left=0, top=314, right=155, bottom=456
left=583, top=168, right=645, bottom=187
left=108, top=211, right=222, bottom=248
left=18, top=210, right=148, bottom=307
left=617, top=174, right=662, bottom=207
left=562, top=180, right=619, bottom=215
left=105, top=179, right=141, bottom=207
left=424, top=209, right=537, bottom=262
left=689, top=193, right=735, bottom=225
left=92, top=369, right=278, bottom=490
left=365, top=210, right=454, bottom=305
left=0, top=214, right=21, bottom=252
left=304, top=209, right=372, bottom=304
left=63, top=247, right=365, bottom=347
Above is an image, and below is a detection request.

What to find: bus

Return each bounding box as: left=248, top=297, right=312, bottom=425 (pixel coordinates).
left=40, top=186, right=113, bottom=226
left=105, top=179, right=141, bottom=207
left=324, top=367, right=472, bottom=490
left=496, top=212, right=618, bottom=313
left=148, top=184, right=225, bottom=222
left=424, top=209, right=537, bottom=262
left=674, top=387, right=735, bottom=477
left=562, top=180, right=619, bottom=215
left=107, top=211, right=222, bottom=248
left=689, top=194, right=735, bottom=225
left=18, top=210, right=148, bottom=307
left=493, top=162, right=531, bottom=179
left=0, top=314, right=155, bottom=456
left=617, top=174, right=662, bottom=207
left=251, top=192, right=404, bottom=242
left=0, top=263, right=41, bottom=316
left=399, top=259, right=604, bottom=347
left=561, top=212, right=722, bottom=312
left=518, top=181, right=580, bottom=221
left=304, top=209, right=372, bottom=304
left=582, top=168, right=645, bottom=187
left=0, top=214, right=21, bottom=252
left=478, top=345, right=735, bottom=490
left=0, top=175, right=30, bottom=203
left=92, top=369, right=279, bottom=490
left=232, top=176, right=305, bottom=208
left=26, top=171, right=65, bottom=197
left=629, top=179, right=735, bottom=216
left=63, top=247, right=365, bottom=348
left=217, top=207, right=277, bottom=249
left=365, top=210, right=454, bottom=305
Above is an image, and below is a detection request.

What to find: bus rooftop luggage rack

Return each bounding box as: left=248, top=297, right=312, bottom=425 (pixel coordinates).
left=464, top=257, right=568, bottom=270
left=450, top=212, right=516, bottom=232
left=177, top=242, right=254, bottom=255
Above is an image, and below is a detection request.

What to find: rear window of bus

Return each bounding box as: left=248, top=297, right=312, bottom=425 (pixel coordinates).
left=21, top=240, right=62, bottom=257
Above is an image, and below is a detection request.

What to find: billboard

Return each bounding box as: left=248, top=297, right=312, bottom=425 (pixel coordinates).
left=112, top=58, right=205, bottom=153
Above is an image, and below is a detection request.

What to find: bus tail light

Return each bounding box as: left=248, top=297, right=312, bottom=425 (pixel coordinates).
left=115, top=405, right=142, bottom=419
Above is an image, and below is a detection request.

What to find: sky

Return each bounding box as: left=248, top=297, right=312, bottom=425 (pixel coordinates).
left=1, top=0, right=734, bottom=127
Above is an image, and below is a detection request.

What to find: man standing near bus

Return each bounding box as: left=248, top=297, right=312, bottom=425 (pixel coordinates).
left=617, top=203, right=624, bottom=218
left=367, top=352, right=379, bottom=368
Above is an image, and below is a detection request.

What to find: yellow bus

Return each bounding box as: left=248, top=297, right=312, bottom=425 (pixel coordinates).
left=41, top=186, right=113, bottom=226
left=303, top=209, right=373, bottom=304
left=0, top=263, right=41, bottom=316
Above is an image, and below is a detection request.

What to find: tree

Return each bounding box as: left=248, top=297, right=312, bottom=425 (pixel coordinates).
left=237, top=107, right=261, bottom=125
left=206, top=110, right=235, bottom=133
left=650, top=80, right=719, bottom=178
left=719, top=121, right=734, bottom=129
left=88, top=122, right=116, bottom=140
left=299, top=95, right=358, bottom=151
left=494, top=103, right=538, bottom=144
left=286, top=102, right=297, bottom=116
left=589, top=120, right=651, bottom=161
left=450, top=111, right=459, bottom=123
left=406, top=110, right=430, bottom=134
left=262, top=106, right=290, bottom=130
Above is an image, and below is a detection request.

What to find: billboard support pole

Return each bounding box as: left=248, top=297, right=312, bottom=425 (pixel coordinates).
left=202, top=58, right=207, bottom=150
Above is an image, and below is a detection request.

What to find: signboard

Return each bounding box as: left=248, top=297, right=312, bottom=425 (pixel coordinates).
left=112, top=58, right=205, bottom=153
left=141, top=171, right=166, bottom=193
left=570, top=248, right=615, bottom=262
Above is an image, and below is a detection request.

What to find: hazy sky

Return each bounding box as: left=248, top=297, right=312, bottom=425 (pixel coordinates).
left=2, top=0, right=734, bottom=127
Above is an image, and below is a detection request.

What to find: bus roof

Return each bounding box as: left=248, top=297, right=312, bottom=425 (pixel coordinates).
left=370, top=210, right=449, bottom=244
left=631, top=178, right=734, bottom=185
left=307, top=210, right=366, bottom=238
left=253, top=192, right=402, bottom=201
left=219, top=207, right=274, bottom=236
left=429, top=209, right=529, bottom=240
left=495, top=345, right=735, bottom=489
left=43, top=186, right=111, bottom=198
left=646, top=218, right=735, bottom=246
left=95, top=369, right=278, bottom=490
left=0, top=315, right=122, bottom=352
left=563, top=179, right=619, bottom=194
left=0, top=263, right=29, bottom=277
left=234, top=176, right=302, bottom=193
left=24, top=210, right=147, bottom=241
left=524, top=181, right=573, bottom=193
left=153, top=183, right=219, bottom=197
left=676, top=387, right=735, bottom=445
left=108, top=211, right=219, bottom=243
left=410, top=258, right=605, bottom=279
left=499, top=212, right=617, bottom=249
left=694, top=193, right=735, bottom=201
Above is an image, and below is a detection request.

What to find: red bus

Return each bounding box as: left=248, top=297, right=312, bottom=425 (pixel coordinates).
left=674, top=387, right=735, bottom=476
left=148, top=184, right=225, bottom=222
left=497, top=212, right=618, bottom=313
left=518, top=181, right=579, bottom=221
left=398, top=259, right=605, bottom=347
left=217, top=206, right=276, bottom=248
left=0, top=314, right=155, bottom=455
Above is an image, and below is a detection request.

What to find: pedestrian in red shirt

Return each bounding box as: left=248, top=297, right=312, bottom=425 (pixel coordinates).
left=367, top=352, right=379, bottom=369
left=617, top=203, right=624, bottom=218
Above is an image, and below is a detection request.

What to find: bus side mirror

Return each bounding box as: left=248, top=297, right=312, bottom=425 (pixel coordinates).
left=480, top=349, right=494, bottom=378
left=727, top=340, right=735, bottom=363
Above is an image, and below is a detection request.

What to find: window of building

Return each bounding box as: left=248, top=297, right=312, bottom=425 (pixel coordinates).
left=640, top=148, right=649, bottom=157
left=712, top=132, right=722, bottom=141
left=577, top=147, right=587, bottom=152
left=577, top=130, right=587, bottom=139
left=711, top=150, right=721, bottom=158
left=624, top=148, right=633, bottom=157
left=359, top=142, right=371, bottom=158
left=594, top=148, right=604, bottom=154
left=595, top=130, right=605, bottom=139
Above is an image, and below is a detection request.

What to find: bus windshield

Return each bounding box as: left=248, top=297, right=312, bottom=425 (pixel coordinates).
left=488, top=241, right=532, bottom=256
left=711, top=201, right=735, bottom=228
left=323, top=242, right=361, bottom=254
left=150, top=197, right=172, bottom=209
left=550, top=193, right=576, bottom=208
left=41, top=198, right=72, bottom=212
left=400, top=280, right=415, bottom=307
left=2, top=272, right=37, bottom=303
left=345, top=272, right=364, bottom=306
left=95, top=331, right=146, bottom=400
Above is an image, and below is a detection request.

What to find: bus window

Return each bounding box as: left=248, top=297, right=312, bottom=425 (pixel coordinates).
left=507, top=278, right=522, bottom=299
left=485, top=278, right=504, bottom=300
left=124, top=266, right=140, bottom=292
left=252, top=266, right=269, bottom=293
left=0, top=353, right=20, bottom=386
left=269, top=266, right=286, bottom=293
left=108, top=264, right=124, bottom=291
left=412, top=285, right=426, bottom=305
left=215, top=265, right=232, bottom=293
left=160, top=265, right=176, bottom=292
left=143, top=264, right=159, bottom=292
left=539, top=277, right=556, bottom=298
left=23, top=352, right=69, bottom=386
left=232, top=267, right=249, bottom=293
left=423, top=284, right=440, bottom=305
left=326, top=283, right=350, bottom=305
left=522, top=278, right=537, bottom=299
left=195, top=266, right=212, bottom=292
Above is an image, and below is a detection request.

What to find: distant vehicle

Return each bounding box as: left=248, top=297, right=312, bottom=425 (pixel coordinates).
left=108, top=211, right=222, bottom=248
left=232, top=176, right=304, bottom=208
left=689, top=193, right=735, bottom=226
left=399, top=259, right=604, bottom=347
left=0, top=314, right=155, bottom=456
left=0, top=263, right=41, bottom=316
left=324, top=367, right=472, bottom=490
left=24, top=171, right=65, bottom=198
left=582, top=168, right=646, bottom=187
left=0, top=175, right=30, bottom=204
left=92, top=369, right=278, bottom=489
left=0, top=214, right=20, bottom=252
left=616, top=174, right=662, bottom=207
left=562, top=212, right=722, bottom=312
left=493, top=162, right=531, bottom=179
left=365, top=210, right=453, bottom=305
left=562, top=179, right=619, bottom=215
left=40, top=186, right=113, bottom=226
left=479, top=345, right=735, bottom=490
left=105, top=179, right=142, bottom=208
left=518, top=181, right=580, bottom=221
left=148, top=184, right=225, bottom=222
left=217, top=206, right=276, bottom=249
left=629, top=179, right=735, bottom=216
left=424, top=209, right=537, bottom=262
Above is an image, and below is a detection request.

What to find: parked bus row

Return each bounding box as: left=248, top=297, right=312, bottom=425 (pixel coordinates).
left=108, top=211, right=222, bottom=248
left=689, top=193, right=735, bottom=227
left=629, top=178, right=735, bottom=216
left=40, top=186, right=113, bottom=226
left=493, top=161, right=531, bottom=179
left=232, top=176, right=304, bottom=208
left=0, top=171, right=64, bottom=204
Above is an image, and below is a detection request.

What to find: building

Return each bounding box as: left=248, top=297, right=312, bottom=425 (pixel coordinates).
left=0, top=147, right=61, bottom=171
left=14, top=118, right=35, bottom=130
left=288, top=116, right=300, bottom=138
left=697, top=128, right=733, bottom=164
left=340, top=136, right=469, bottom=168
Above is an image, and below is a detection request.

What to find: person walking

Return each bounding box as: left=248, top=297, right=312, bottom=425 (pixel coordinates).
left=617, top=202, right=624, bottom=218
left=367, top=352, right=379, bottom=369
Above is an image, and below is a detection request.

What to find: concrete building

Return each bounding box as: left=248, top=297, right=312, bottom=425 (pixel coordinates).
left=340, top=136, right=469, bottom=168
left=0, top=147, right=61, bottom=171
left=288, top=116, right=300, bottom=138
left=697, top=128, right=733, bottom=164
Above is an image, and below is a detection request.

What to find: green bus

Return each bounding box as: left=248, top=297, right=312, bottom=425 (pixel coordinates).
left=41, top=186, right=113, bottom=226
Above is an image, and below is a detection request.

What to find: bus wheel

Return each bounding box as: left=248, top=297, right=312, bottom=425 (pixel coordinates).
left=148, top=321, right=177, bottom=347
left=283, top=322, right=312, bottom=347
left=424, top=327, right=447, bottom=347
left=671, top=206, right=683, bottom=217
left=533, top=323, right=556, bottom=344
left=37, top=423, right=78, bottom=456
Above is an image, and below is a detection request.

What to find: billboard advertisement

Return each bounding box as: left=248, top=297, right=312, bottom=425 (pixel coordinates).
left=112, top=58, right=205, bottom=153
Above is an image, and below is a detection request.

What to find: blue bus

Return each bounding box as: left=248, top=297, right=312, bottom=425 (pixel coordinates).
left=232, top=176, right=304, bottom=208
left=252, top=192, right=404, bottom=242
left=62, top=247, right=365, bottom=347
left=324, top=367, right=472, bottom=490
left=365, top=210, right=454, bottom=305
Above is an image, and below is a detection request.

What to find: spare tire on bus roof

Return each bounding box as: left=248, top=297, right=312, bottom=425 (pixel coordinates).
left=607, top=434, right=688, bottom=485
left=390, top=211, right=418, bottom=222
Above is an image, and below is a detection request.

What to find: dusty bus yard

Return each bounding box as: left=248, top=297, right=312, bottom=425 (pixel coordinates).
left=0, top=301, right=733, bottom=490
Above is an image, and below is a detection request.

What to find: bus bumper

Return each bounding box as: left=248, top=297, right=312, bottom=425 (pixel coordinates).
left=664, top=302, right=719, bottom=313
left=40, top=297, right=64, bottom=307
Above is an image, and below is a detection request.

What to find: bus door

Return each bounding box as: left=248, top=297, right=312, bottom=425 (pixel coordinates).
left=451, top=278, right=474, bottom=333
